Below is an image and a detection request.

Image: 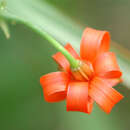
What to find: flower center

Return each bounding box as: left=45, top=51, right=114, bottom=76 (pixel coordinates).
left=72, top=61, right=94, bottom=81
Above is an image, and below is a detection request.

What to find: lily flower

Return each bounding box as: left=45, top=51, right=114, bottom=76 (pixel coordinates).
left=40, top=27, right=123, bottom=114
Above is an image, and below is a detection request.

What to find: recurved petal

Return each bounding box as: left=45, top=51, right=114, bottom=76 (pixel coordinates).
left=103, top=78, right=123, bottom=87
left=64, top=43, right=80, bottom=59
left=52, top=52, right=70, bottom=73
left=40, top=72, right=70, bottom=102
left=52, top=43, right=79, bottom=73
left=87, top=97, right=94, bottom=114
left=89, top=77, right=123, bottom=114
left=80, top=27, right=110, bottom=62
left=93, top=52, right=122, bottom=78
left=67, top=82, right=89, bottom=113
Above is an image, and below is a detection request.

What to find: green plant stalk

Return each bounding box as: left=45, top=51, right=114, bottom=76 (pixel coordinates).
left=0, top=19, right=10, bottom=38
left=0, top=13, right=80, bottom=69
left=42, top=30, right=79, bottom=69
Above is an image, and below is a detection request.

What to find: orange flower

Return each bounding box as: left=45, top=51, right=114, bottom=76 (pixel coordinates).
left=40, top=27, right=123, bottom=114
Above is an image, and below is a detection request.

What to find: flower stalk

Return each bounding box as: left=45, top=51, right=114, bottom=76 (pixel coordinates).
left=42, top=30, right=80, bottom=69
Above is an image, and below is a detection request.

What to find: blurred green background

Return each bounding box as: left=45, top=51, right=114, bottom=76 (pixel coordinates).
left=0, top=0, right=130, bottom=130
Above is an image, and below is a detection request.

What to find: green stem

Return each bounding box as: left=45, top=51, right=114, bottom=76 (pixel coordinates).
left=42, top=30, right=79, bottom=69
left=0, top=19, right=10, bottom=39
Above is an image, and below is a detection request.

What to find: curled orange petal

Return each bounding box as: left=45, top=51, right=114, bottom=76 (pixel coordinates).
left=64, top=43, right=80, bottom=59
left=89, top=77, right=123, bottom=113
left=93, top=52, right=122, bottom=78
left=103, top=78, right=123, bottom=87
left=87, top=97, right=94, bottom=114
left=52, top=43, right=79, bottom=72
left=80, top=27, right=110, bottom=62
left=67, top=82, right=89, bottom=113
left=40, top=72, right=69, bottom=102
left=52, top=52, right=70, bottom=72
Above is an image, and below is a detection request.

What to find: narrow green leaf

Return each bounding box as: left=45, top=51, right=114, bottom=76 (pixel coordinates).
left=0, top=19, right=10, bottom=38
